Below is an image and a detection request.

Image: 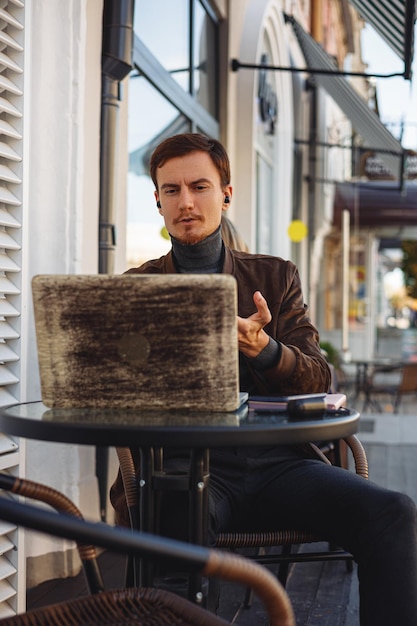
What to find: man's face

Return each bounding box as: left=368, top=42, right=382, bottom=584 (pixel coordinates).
left=154, top=151, right=232, bottom=245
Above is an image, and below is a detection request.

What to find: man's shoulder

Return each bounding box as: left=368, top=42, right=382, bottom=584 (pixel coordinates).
left=228, top=248, right=295, bottom=270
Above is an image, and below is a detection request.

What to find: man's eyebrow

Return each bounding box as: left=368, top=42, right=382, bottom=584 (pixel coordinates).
left=190, top=177, right=212, bottom=185
left=160, top=182, right=180, bottom=190
left=160, top=178, right=213, bottom=190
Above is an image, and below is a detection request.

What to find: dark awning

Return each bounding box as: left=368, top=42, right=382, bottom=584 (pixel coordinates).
left=287, top=15, right=404, bottom=178
left=347, top=0, right=416, bottom=80
left=333, top=181, right=417, bottom=228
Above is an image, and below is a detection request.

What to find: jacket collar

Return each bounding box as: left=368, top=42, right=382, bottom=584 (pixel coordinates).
left=162, top=244, right=235, bottom=274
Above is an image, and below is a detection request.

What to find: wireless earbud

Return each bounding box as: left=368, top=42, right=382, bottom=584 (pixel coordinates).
left=156, top=201, right=161, bottom=209
left=224, top=196, right=230, bottom=204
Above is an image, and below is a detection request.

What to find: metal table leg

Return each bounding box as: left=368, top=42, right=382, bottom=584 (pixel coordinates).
left=138, top=446, right=155, bottom=587
left=188, top=448, right=209, bottom=604
left=136, top=446, right=210, bottom=604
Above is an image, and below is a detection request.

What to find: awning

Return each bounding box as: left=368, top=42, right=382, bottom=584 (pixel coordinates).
left=347, top=0, right=416, bottom=80
left=333, top=181, right=417, bottom=228
left=287, top=15, right=404, bottom=178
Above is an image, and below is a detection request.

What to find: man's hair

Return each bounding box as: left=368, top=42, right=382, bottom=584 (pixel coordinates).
left=221, top=215, right=249, bottom=252
left=150, top=133, right=231, bottom=190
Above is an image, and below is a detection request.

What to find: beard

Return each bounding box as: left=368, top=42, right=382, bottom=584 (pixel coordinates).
left=173, top=217, right=205, bottom=245
left=180, top=232, right=206, bottom=245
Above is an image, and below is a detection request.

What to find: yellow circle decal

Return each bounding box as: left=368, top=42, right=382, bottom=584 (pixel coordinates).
left=288, top=220, right=308, bottom=242
left=160, top=226, right=170, bottom=240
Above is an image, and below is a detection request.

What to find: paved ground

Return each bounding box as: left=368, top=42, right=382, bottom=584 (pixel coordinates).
left=27, top=396, right=417, bottom=624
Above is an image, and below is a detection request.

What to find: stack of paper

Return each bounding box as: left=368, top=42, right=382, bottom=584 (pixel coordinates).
left=248, top=393, right=346, bottom=412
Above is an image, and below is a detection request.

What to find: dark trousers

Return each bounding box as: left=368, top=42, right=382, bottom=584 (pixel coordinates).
left=160, top=447, right=417, bottom=626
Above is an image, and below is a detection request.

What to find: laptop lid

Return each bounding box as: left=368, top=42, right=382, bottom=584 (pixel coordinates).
left=31, top=274, right=240, bottom=411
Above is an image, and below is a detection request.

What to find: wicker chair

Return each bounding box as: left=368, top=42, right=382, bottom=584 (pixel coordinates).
left=363, top=362, right=417, bottom=413
left=214, top=434, right=368, bottom=585
left=0, top=473, right=105, bottom=593
left=116, top=434, right=368, bottom=591
left=0, top=480, right=295, bottom=626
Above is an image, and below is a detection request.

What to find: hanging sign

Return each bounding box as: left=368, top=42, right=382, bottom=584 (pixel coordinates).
left=258, top=53, right=278, bottom=135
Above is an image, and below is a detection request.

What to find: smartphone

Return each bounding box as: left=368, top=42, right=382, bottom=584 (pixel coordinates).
left=287, top=395, right=326, bottom=420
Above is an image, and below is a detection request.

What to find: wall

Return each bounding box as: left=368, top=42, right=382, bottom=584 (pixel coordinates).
left=227, top=0, right=294, bottom=259
left=22, top=0, right=104, bottom=584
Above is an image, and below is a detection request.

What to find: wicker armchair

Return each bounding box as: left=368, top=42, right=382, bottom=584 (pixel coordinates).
left=0, top=473, right=104, bottom=593
left=0, top=480, right=295, bottom=626
left=116, top=434, right=368, bottom=591
left=214, top=434, right=368, bottom=585
left=363, top=362, right=417, bottom=413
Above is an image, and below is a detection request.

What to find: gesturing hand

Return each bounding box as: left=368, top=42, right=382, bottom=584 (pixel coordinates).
left=237, top=291, right=272, bottom=358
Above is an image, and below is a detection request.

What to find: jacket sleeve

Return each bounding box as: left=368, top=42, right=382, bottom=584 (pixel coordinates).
left=245, top=263, right=331, bottom=396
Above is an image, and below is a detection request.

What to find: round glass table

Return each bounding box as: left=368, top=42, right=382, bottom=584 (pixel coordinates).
left=0, top=401, right=359, bottom=597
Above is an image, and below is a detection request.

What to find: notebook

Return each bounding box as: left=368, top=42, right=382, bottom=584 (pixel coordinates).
left=247, top=393, right=347, bottom=412
left=31, top=273, right=243, bottom=412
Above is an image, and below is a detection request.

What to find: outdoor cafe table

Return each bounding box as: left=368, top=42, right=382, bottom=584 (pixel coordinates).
left=350, top=358, right=404, bottom=402
left=0, top=401, right=360, bottom=601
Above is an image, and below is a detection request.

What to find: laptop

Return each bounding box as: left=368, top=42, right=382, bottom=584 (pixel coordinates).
left=31, top=273, right=244, bottom=412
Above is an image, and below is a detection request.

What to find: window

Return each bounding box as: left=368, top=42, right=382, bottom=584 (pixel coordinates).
left=127, top=1, right=220, bottom=266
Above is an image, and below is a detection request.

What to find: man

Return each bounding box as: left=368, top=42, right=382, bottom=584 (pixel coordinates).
left=111, top=133, right=417, bottom=626
left=130, top=133, right=330, bottom=396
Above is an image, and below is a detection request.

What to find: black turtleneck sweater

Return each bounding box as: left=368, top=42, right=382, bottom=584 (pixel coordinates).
left=171, top=226, right=224, bottom=273
left=169, top=225, right=280, bottom=377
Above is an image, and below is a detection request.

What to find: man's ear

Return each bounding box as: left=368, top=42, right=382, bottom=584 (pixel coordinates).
left=223, top=185, right=233, bottom=205
left=154, top=191, right=162, bottom=213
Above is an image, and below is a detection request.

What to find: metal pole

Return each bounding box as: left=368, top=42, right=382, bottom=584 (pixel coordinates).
left=97, top=0, right=135, bottom=521
left=99, top=75, right=119, bottom=275
left=342, top=209, right=351, bottom=360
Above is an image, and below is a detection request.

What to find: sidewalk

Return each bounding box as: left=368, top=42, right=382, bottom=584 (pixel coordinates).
left=357, top=397, right=417, bottom=512
left=358, top=407, right=417, bottom=445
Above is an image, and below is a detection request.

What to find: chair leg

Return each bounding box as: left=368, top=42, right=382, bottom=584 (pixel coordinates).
left=243, top=585, right=254, bottom=608
left=277, top=544, right=292, bottom=587
left=328, top=540, right=354, bottom=572
left=243, top=544, right=293, bottom=607
left=95, top=447, right=109, bottom=522
left=243, top=547, right=265, bottom=608
left=125, top=554, right=136, bottom=587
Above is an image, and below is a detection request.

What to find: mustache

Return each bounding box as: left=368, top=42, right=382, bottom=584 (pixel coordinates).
left=173, top=214, right=202, bottom=224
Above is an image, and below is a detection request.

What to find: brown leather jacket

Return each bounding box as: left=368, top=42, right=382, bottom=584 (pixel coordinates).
left=110, top=247, right=331, bottom=525
left=125, top=247, right=331, bottom=396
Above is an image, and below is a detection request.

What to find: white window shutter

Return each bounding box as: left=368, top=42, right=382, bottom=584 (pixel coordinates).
left=0, top=0, right=25, bottom=617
